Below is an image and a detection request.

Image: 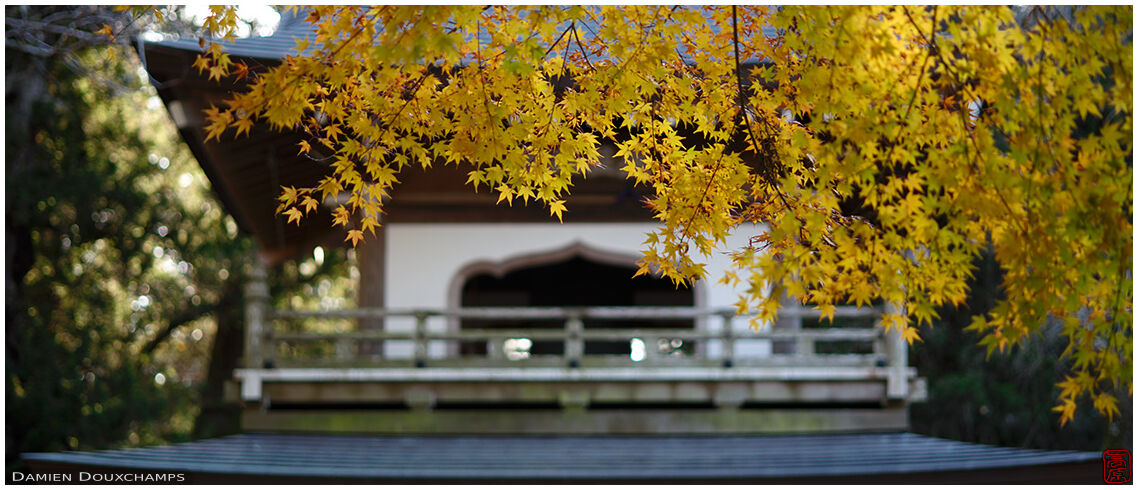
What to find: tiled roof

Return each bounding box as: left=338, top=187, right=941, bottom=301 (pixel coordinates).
left=144, top=8, right=778, bottom=63
left=146, top=11, right=315, bottom=59
left=23, top=432, right=1100, bottom=483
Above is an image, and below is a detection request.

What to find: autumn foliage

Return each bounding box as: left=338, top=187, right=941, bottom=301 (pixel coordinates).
left=190, top=6, right=1131, bottom=422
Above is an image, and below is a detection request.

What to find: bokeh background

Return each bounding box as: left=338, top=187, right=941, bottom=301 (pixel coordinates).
left=5, top=5, right=1130, bottom=477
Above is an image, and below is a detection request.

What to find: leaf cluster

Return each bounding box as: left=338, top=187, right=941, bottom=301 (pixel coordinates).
left=190, top=6, right=1132, bottom=421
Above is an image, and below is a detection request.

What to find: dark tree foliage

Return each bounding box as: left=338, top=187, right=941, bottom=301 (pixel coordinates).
left=5, top=5, right=350, bottom=476
left=910, top=250, right=1132, bottom=451
left=7, top=18, right=203, bottom=472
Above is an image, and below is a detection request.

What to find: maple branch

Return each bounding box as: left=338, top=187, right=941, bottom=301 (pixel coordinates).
left=381, top=71, right=432, bottom=139
left=731, top=5, right=792, bottom=212
left=560, top=23, right=574, bottom=79
left=604, top=6, right=674, bottom=84
left=901, top=7, right=1030, bottom=239
left=570, top=23, right=597, bottom=72
left=542, top=20, right=575, bottom=58
left=478, top=8, right=545, bottom=66
left=326, top=8, right=373, bottom=60
left=537, top=24, right=576, bottom=139
left=877, top=7, right=936, bottom=169
left=826, top=8, right=839, bottom=102
left=903, top=6, right=937, bottom=122
left=475, top=18, right=503, bottom=138
left=577, top=8, right=602, bottom=38
left=680, top=150, right=727, bottom=242
left=1108, top=264, right=1125, bottom=337
left=1027, top=28, right=1047, bottom=234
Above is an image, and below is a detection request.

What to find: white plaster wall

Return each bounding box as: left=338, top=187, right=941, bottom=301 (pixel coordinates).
left=700, top=223, right=772, bottom=359
left=383, top=222, right=769, bottom=359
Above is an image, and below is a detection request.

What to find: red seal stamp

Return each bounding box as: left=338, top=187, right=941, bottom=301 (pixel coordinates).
left=1104, top=449, right=1131, bottom=484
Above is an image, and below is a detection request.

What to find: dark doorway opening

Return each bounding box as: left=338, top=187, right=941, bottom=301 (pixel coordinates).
left=459, top=255, right=694, bottom=358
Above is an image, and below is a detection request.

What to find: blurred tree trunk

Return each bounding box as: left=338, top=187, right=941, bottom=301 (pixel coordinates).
left=5, top=26, right=50, bottom=467
left=192, top=279, right=244, bottom=439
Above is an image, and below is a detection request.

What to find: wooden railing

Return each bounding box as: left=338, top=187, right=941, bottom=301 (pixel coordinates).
left=245, top=263, right=907, bottom=379
left=245, top=303, right=896, bottom=370
left=235, top=262, right=920, bottom=415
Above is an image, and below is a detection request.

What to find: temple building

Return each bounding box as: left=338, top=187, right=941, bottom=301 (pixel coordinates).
left=23, top=11, right=1101, bottom=483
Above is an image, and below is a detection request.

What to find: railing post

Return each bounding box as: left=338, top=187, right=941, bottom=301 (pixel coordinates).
left=885, top=302, right=909, bottom=400
left=243, top=256, right=271, bottom=369
left=873, top=327, right=888, bottom=367
left=719, top=312, right=734, bottom=368
left=796, top=332, right=815, bottom=357
left=565, top=310, right=584, bottom=368
left=413, top=312, right=428, bottom=368
left=644, top=335, right=660, bottom=363
left=486, top=336, right=504, bottom=361
left=334, top=337, right=353, bottom=363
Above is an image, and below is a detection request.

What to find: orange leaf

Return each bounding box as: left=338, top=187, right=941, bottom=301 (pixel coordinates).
left=192, top=55, right=210, bottom=73
left=279, top=186, right=299, bottom=205
left=95, top=24, right=115, bottom=41
left=345, top=229, right=364, bottom=247
left=331, top=206, right=351, bottom=227
left=549, top=199, right=567, bottom=223
left=232, top=62, right=250, bottom=81
left=301, top=196, right=319, bottom=213
left=283, top=208, right=303, bottom=225
left=233, top=118, right=254, bottom=138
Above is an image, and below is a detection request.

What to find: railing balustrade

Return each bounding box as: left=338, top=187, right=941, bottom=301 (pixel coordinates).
left=246, top=303, right=890, bottom=370
left=238, top=271, right=919, bottom=406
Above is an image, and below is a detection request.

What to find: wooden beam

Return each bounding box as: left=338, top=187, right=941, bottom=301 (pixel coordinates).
left=356, top=221, right=385, bottom=356
left=259, top=379, right=893, bottom=405
left=241, top=406, right=910, bottom=434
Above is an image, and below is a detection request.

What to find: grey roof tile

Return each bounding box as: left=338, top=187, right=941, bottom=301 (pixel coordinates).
left=146, top=10, right=315, bottom=59
left=23, top=432, right=1099, bottom=480
left=144, top=8, right=778, bottom=63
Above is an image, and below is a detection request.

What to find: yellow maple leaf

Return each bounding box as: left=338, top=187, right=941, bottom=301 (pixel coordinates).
left=208, top=65, right=227, bottom=81
left=901, top=326, right=922, bottom=345
left=233, top=118, right=254, bottom=138
left=331, top=206, right=351, bottom=228
left=95, top=24, right=115, bottom=41
left=283, top=207, right=303, bottom=225
left=548, top=199, right=567, bottom=223
left=203, top=120, right=227, bottom=142
left=192, top=54, right=211, bottom=73
left=345, top=229, right=364, bottom=247
left=183, top=5, right=1133, bottom=421
left=1052, top=399, right=1077, bottom=427
left=301, top=196, right=319, bottom=213
left=360, top=215, right=380, bottom=235
left=278, top=186, right=299, bottom=206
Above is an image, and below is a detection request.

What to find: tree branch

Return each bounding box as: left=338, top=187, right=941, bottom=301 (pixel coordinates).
left=732, top=5, right=792, bottom=211
left=141, top=299, right=224, bottom=354
left=570, top=24, right=596, bottom=72
left=5, top=38, right=54, bottom=56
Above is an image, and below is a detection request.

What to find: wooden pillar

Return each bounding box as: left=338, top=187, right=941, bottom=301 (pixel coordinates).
left=885, top=302, right=909, bottom=400
left=356, top=222, right=385, bottom=357
left=564, top=310, right=584, bottom=368
left=719, top=312, right=735, bottom=368
left=243, top=254, right=270, bottom=369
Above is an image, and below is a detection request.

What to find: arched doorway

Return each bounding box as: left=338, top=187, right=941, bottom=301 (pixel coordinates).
left=457, top=252, right=695, bottom=360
